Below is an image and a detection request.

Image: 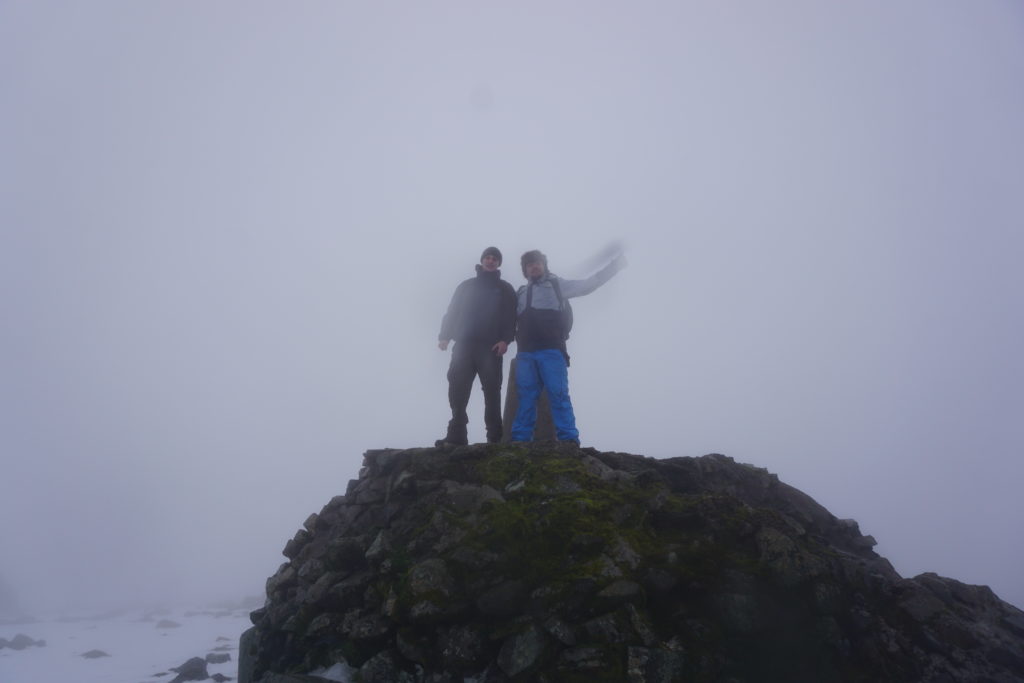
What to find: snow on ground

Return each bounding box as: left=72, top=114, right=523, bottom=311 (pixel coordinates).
left=0, top=606, right=252, bottom=683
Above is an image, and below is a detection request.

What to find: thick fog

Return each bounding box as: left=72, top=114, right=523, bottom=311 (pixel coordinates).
left=2, top=2, right=1022, bottom=615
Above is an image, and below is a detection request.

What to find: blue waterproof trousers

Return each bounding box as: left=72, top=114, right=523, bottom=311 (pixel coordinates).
left=510, top=349, right=579, bottom=442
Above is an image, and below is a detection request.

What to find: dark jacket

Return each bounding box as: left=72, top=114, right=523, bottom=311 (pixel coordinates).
left=439, top=266, right=517, bottom=345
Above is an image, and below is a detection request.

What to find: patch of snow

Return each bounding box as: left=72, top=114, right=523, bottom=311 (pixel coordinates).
left=309, top=660, right=356, bottom=682
left=0, top=606, right=252, bottom=683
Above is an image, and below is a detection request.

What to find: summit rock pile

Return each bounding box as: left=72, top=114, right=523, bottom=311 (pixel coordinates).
left=239, top=443, right=1024, bottom=682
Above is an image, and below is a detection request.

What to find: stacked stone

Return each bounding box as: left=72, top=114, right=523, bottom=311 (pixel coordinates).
left=241, top=444, right=1024, bottom=683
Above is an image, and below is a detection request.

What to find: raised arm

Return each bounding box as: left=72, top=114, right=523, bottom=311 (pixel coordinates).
left=556, top=254, right=627, bottom=299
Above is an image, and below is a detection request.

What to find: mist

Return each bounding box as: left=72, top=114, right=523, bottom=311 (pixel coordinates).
left=2, top=1, right=1022, bottom=616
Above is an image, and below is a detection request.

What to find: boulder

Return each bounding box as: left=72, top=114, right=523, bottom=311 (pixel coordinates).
left=170, top=656, right=209, bottom=682
left=3, top=633, right=44, bottom=650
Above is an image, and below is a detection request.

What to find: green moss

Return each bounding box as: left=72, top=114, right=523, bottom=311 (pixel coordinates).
left=405, top=448, right=835, bottom=665
left=388, top=546, right=413, bottom=575
left=446, top=451, right=723, bottom=592
left=443, top=455, right=650, bottom=580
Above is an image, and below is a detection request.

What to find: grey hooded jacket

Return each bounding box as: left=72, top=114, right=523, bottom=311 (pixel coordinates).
left=514, top=257, right=624, bottom=354
left=515, top=257, right=624, bottom=314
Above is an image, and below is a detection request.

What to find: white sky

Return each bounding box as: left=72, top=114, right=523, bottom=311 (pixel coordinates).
left=2, top=1, right=1022, bottom=612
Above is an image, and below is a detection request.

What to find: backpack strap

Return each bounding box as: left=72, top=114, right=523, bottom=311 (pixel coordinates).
left=549, top=277, right=565, bottom=310
left=549, top=278, right=572, bottom=364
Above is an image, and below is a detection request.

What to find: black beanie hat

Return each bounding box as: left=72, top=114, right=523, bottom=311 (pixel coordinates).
left=481, top=246, right=502, bottom=265
left=520, top=249, right=547, bottom=278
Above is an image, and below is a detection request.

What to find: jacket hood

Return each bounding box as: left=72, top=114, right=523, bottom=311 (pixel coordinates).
left=475, top=264, right=502, bottom=278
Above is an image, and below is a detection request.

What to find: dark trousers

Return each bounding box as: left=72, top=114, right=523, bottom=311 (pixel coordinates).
left=446, top=342, right=504, bottom=443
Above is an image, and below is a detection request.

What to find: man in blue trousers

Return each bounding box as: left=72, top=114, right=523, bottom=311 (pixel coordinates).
left=510, top=249, right=626, bottom=444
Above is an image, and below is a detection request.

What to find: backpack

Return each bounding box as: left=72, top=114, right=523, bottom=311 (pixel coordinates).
left=526, top=277, right=573, bottom=340
left=550, top=277, right=573, bottom=340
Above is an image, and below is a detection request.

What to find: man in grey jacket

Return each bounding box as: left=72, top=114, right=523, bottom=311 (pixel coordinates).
left=510, top=249, right=625, bottom=444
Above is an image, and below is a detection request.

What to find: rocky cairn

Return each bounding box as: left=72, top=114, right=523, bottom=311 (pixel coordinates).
left=240, top=444, right=1024, bottom=682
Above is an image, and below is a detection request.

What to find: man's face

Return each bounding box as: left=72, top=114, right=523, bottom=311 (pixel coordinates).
left=481, top=254, right=500, bottom=271
left=525, top=260, right=546, bottom=280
